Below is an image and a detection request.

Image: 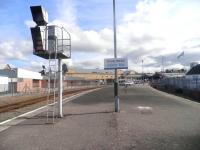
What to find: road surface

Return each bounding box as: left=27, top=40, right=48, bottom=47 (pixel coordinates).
left=0, top=86, right=200, bottom=150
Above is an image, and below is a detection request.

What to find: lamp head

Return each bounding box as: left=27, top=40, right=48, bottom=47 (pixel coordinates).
left=30, top=5, right=48, bottom=26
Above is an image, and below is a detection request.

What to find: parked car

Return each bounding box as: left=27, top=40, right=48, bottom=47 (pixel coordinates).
left=124, top=81, right=134, bottom=86
left=134, top=80, right=142, bottom=84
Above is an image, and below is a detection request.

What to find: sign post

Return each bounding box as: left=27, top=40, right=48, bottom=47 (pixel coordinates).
left=104, top=58, right=128, bottom=70
left=112, top=0, right=119, bottom=112
left=104, top=57, right=128, bottom=112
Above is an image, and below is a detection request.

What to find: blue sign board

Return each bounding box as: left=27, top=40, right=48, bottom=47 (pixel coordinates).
left=104, top=58, right=128, bottom=70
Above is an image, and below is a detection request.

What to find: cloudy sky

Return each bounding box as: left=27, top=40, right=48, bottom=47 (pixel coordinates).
left=0, top=0, right=200, bottom=73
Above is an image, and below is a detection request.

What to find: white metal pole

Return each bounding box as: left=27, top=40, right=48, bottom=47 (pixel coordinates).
left=142, top=59, right=143, bottom=84
left=58, top=58, right=63, bottom=117
left=113, top=0, right=119, bottom=112
left=11, top=78, right=13, bottom=96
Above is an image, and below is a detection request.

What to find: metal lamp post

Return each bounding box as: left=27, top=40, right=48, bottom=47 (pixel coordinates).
left=58, top=59, right=63, bottom=117
left=11, top=69, right=16, bottom=96
left=142, top=59, right=143, bottom=84
left=113, top=0, right=119, bottom=112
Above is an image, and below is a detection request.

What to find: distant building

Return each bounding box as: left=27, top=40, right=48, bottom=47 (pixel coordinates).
left=162, top=72, right=185, bottom=78
left=66, top=68, right=124, bottom=84
left=165, top=68, right=187, bottom=73
left=0, top=76, right=8, bottom=93
left=0, top=67, right=45, bottom=93
left=160, top=68, right=186, bottom=78
left=63, top=76, right=97, bottom=87
left=120, top=70, right=140, bottom=80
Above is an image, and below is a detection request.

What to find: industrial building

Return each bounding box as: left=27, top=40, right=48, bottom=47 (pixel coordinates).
left=0, top=64, right=134, bottom=94
left=0, top=76, right=9, bottom=93
left=0, top=65, right=121, bottom=94
left=66, top=68, right=124, bottom=84
left=0, top=65, right=45, bottom=94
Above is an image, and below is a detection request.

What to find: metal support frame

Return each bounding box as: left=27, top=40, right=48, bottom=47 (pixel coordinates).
left=113, top=0, right=119, bottom=112
left=30, top=6, right=71, bottom=123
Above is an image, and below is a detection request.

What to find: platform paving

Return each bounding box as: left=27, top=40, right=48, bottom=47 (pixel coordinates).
left=0, top=86, right=200, bottom=150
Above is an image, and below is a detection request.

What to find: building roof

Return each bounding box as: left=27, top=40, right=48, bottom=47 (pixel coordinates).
left=123, top=70, right=138, bottom=75
left=0, top=69, right=17, bottom=78
left=68, top=68, right=115, bottom=74
left=186, top=64, right=200, bottom=75
left=64, top=76, right=85, bottom=81
left=3, top=64, right=12, bottom=70
left=0, top=68, right=42, bottom=79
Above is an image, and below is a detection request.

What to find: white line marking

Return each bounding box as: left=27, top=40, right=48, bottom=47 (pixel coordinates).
left=137, top=106, right=153, bottom=114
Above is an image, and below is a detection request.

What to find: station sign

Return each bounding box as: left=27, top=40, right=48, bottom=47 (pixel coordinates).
left=104, top=58, right=128, bottom=70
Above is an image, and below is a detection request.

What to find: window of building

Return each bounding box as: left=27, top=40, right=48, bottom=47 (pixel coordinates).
left=33, top=79, right=39, bottom=88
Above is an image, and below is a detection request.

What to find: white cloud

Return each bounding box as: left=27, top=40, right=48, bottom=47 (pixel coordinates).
left=25, top=20, right=36, bottom=28
left=49, top=0, right=200, bottom=72
left=72, top=53, right=112, bottom=69
left=27, top=60, right=45, bottom=71
left=4, top=0, right=200, bottom=73
left=0, top=40, right=32, bottom=61
left=55, top=0, right=77, bottom=26
left=124, top=0, right=200, bottom=54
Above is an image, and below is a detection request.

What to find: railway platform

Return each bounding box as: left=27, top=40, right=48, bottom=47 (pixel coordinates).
left=1, top=86, right=200, bottom=150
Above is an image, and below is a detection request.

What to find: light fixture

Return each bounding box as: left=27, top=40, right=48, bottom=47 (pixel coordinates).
left=30, top=6, right=48, bottom=26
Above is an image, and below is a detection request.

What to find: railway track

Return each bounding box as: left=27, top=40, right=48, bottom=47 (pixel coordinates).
left=0, top=87, right=100, bottom=113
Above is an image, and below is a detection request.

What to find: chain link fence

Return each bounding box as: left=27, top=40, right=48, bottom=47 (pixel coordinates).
left=152, top=77, right=200, bottom=91
left=0, top=78, right=100, bottom=97
left=151, top=77, right=200, bottom=102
